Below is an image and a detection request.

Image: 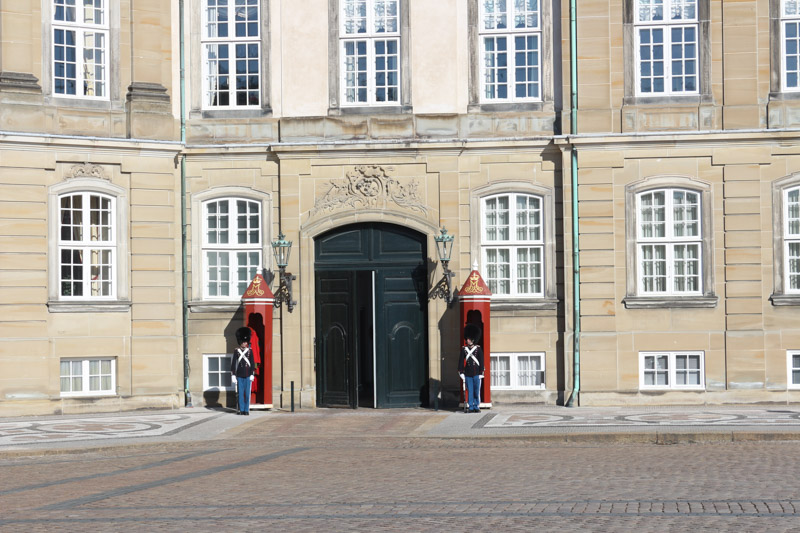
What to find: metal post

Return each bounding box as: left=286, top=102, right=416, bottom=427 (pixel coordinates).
left=291, top=381, right=295, bottom=412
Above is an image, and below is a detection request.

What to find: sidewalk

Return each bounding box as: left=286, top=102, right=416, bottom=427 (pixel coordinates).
left=3, top=404, right=800, bottom=454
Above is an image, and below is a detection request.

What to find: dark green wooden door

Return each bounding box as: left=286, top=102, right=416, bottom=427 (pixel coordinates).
left=315, top=223, right=427, bottom=408
left=315, top=270, right=356, bottom=408
left=375, top=266, right=427, bottom=407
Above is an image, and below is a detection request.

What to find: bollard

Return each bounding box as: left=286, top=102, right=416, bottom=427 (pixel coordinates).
left=291, top=381, right=295, bottom=412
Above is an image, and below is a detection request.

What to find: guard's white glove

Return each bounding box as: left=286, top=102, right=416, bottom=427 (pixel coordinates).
left=249, top=375, right=255, bottom=382
left=459, top=373, right=465, bottom=381
left=231, top=377, right=237, bottom=390
left=480, top=374, right=484, bottom=379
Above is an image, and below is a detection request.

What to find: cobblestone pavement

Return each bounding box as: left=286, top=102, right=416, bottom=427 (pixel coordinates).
left=2, top=406, right=800, bottom=531
left=1, top=434, right=800, bottom=531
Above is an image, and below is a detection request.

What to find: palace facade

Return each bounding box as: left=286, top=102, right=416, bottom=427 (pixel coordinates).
left=2, top=0, right=800, bottom=415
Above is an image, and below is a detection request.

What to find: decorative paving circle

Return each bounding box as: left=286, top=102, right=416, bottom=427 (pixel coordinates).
left=621, top=413, right=743, bottom=424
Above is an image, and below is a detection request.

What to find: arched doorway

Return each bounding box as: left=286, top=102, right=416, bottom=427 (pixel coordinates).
left=315, top=223, right=428, bottom=408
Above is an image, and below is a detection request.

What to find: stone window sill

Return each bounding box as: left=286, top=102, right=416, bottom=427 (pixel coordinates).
left=490, top=298, right=558, bottom=311
left=48, top=300, right=131, bottom=313
left=623, top=296, right=718, bottom=309
left=188, top=301, right=244, bottom=313
left=770, top=294, right=800, bottom=306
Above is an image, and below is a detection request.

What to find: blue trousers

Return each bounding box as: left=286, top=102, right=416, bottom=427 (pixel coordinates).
left=465, top=374, right=481, bottom=411
left=237, top=376, right=251, bottom=413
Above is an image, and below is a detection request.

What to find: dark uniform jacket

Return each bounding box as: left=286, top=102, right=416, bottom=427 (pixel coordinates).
left=458, top=345, right=485, bottom=378
left=230, top=347, right=255, bottom=379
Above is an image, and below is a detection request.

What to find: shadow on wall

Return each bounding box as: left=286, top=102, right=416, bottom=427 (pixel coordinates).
left=436, top=299, right=462, bottom=408
left=202, top=308, right=246, bottom=410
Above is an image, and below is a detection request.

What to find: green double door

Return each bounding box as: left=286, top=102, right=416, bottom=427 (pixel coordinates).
left=315, top=223, right=428, bottom=408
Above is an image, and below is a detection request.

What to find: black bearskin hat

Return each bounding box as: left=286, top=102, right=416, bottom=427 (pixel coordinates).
left=235, top=327, right=251, bottom=344
left=464, top=323, right=481, bottom=343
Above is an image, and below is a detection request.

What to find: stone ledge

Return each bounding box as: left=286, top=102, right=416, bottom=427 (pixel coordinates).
left=622, top=295, right=718, bottom=309
left=47, top=300, right=132, bottom=313
left=0, top=71, right=41, bottom=93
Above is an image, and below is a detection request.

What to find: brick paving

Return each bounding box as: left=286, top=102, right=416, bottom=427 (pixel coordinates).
left=2, top=407, right=800, bottom=530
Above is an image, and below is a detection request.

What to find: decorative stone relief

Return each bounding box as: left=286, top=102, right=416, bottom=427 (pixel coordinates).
left=65, top=163, right=108, bottom=180
left=312, top=165, right=427, bottom=215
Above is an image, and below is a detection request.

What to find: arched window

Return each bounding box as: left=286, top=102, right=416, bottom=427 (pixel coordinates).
left=201, top=197, right=263, bottom=299
left=481, top=193, right=544, bottom=297
left=624, top=176, right=716, bottom=308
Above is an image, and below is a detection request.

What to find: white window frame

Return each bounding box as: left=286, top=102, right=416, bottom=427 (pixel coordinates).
left=478, top=0, right=542, bottom=103
left=203, top=354, right=234, bottom=391
left=60, top=357, right=116, bottom=397
left=339, top=0, right=401, bottom=106
left=635, top=188, right=703, bottom=296
left=57, top=191, right=117, bottom=300
left=784, top=186, right=800, bottom=293
left=634, top=0, right=699, bottom=97
left=491, top=352, right=545, bottom=390
left=639, top=351, right=705, bottom=390
left=788, top=350, right=800, bottom=389
left=201, top=0, right=261, bottom=109
left=481, top=192, right=545, bottom=298
left=201, top=197, right=263, bottom=300
left=52, top=0, right=109, bottom=100
left=782, top=0, right=800, bottom=92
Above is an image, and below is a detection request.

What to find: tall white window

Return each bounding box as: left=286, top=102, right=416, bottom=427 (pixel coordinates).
left=340, top=0, right=400, bottom=105
left=634, top=0, right=698, bottom=96
left=783, top=0, right=800, bottom=91
left=480, top=0, right=541, bottom=102
left=204, top=354, right=234, bottom=391
left=203, top=198, right=262, bottom=299
left=52, top=0, right=108, bottom=98
left=58, top=192, right=116, bottom=299
left=482, top=193, right=544, bottom=297
left=60, top=358, right=116, bottom=396
left=203, top=0, right=261, bottom=108
left=491, top=353, right=545, bottom=389
left=636, top=189, right=702, bottom=295
left=640, top=351, right=704, bottom=390
left=784, top=187, right=800, bottom=292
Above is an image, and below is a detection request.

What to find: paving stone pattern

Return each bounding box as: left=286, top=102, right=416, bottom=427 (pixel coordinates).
left=2, top=408, right=800, bottom=531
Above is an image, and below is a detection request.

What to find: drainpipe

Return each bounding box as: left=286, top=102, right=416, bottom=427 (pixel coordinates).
left=179, top=0, right=191, bottom=406
left=566, top=0, right=580, bottom=407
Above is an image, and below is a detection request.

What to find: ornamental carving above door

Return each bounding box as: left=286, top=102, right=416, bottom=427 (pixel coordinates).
left=311, top=165, right=427, bottom=215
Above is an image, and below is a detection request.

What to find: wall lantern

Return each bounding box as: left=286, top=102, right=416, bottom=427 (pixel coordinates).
left=429, top=227, right=456, bottom=305
left=271, top=232, right=296, bottom=312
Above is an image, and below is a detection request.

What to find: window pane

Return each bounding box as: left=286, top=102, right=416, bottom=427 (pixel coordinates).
left=491, top=355, right=511, bottom=387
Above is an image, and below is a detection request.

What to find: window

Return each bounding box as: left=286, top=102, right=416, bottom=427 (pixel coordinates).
left=58, top=191, right=116, bottom=299
left=784, top=186, right=800, bottom=293
left=789, top=351, right=800, bottom=389
left=624, top=176, right=715, bottom=308
left=202, top=198, right=262, bottom=299
left=640, top=351, right=704, bottom=390
left=772, top=175, right=800, bottom=304
left=481, top=193, right=544, bottom=297
left=202, top=0, right=261, bottom=108
left=783, top=0, right=800, bottom=91
left=634, top=0, right=698, bottom=96
left=204, top=354, right=234, bottom=391
left=340, top=0, right=400, bottom=106
left=48, top=174, right=130, bottom=311
left=491, top=353, right=545, bottom=389
left=636, top=188, right=702, bottom=295
left=60, top=358, right=116, bottom=396
left=479, top=0, right=541, bottom=103
left=52, top=0, right=109, bottom=98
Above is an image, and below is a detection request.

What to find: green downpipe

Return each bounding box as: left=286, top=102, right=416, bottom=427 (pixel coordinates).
left=566, top=0, right=580, bottom=407
left=180, top=0, right=190, bottom=406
